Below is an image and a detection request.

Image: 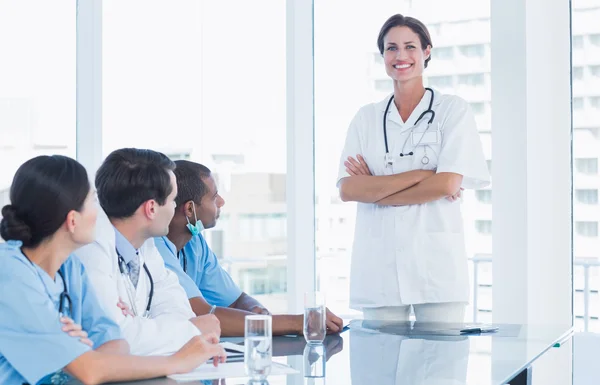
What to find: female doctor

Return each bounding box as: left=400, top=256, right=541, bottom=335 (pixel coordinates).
left=0, top=155, right=225, bottom=385
left=337, top=14, right=490, bottom=322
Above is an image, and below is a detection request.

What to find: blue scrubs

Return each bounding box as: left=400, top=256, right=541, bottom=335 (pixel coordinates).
left=155, top=234, right=242, bottom=307
left=0, top=240, right=122, bottom=385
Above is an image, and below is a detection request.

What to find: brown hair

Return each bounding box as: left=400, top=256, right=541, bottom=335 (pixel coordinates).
left=377, top=14, right=433, bottom=68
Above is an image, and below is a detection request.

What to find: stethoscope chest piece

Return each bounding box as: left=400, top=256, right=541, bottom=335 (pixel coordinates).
left=421, top=155, right=430, bottom=165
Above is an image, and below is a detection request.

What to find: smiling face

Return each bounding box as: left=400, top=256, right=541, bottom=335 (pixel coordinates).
left=382, top=26, right=431, bottom=83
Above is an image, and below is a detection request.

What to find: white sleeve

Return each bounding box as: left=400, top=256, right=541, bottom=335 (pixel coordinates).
left=336, top=108, right=366, bottom=186
left=436, top=96, right=491, bottom=190
left=72, top=210, right=199, bottom=356
left=140, top=239, right=197, bottom=320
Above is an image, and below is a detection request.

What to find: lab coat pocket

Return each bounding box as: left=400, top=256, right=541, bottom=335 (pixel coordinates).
left=423, top=232, right=469, bottom=301
left=411, top=143, right=440, bottom=171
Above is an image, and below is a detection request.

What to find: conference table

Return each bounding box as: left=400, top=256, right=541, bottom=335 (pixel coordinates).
left=74, top=320, right=574, bottom=385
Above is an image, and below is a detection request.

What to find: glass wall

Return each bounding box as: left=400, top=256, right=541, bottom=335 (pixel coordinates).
left=102, top=0, right=288, bottom=312
left=0, top=0, right=77, bottom=239
left=572, top=0, right=600, bottom=333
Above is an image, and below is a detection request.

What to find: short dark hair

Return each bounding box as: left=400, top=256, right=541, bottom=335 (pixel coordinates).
left=377, top=14, right=433, bottom=68
left=0, top=155, right=90, bottom=247
left=173, top=160, right=212, bottom=208
left=95, top=148, right=176, bottom=219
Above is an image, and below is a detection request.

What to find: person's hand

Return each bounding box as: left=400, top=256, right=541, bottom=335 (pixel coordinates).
left=190, top=314, right=221, bottom=337
left=250, top=306, right=271, bottom=315
left=117, top=298, right=135, bottom=317
left=325, top=308, right=343, bottom=334
left=345, top=155, right=372, bottom=176
left=446, top=187, right=464, bottom=202
left=60, top=317, right=93, bottom=347
left=171, top=333, right=227, bottom=373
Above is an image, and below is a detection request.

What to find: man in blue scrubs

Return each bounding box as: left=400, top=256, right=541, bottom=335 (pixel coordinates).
left=155, top=160, right=343, bottom=337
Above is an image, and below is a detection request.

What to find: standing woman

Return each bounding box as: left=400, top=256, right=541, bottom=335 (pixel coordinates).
left=0, top=155, right=225, bottom=385
left=337, top=14, right=490, bottom=322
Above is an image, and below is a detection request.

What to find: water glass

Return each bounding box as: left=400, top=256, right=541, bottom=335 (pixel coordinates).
left=304, top=291, right=326, bottom=344
left=244, top=315, right=272, bottom=381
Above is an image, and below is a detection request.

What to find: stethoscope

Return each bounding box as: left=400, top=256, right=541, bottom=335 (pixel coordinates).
left=117, top=249, right=154, bottom=318
left=178, top=248, right=188, bottom=273
left=23, top=252, right=72, bottom=318
left=57, top=269, right=72, bottom=318
left=383, top=87, right=436, bottom=167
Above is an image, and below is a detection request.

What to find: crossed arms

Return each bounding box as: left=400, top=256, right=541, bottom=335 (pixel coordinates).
left=338, top=155, right=463, bottom=205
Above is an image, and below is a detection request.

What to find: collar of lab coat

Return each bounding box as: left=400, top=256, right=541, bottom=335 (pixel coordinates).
left=378, top=87, right=443, bottom=127
left=114, top=227, right=139, bottom=264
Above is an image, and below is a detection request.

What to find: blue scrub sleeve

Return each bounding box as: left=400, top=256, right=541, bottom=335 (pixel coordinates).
left=79, top=264, right=123, bottom=348
left=155, top=237, right=204, bottom=299
left=0, top=263, right=91, bottom=385
left=194, top=235, right=242, bottom=307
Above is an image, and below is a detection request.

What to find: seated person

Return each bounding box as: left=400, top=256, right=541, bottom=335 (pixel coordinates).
left=73, top=148, right=221, bottom=356
left=155, top=160, right=344, bottom=336
left=0, top=155, right=225, bottom=385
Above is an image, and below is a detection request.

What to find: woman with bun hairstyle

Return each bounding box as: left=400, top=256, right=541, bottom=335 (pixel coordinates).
left=0, top=155, right=226, bottom=385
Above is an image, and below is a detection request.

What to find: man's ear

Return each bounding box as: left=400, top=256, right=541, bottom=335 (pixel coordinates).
left=143, top=200, right=157, bottom=219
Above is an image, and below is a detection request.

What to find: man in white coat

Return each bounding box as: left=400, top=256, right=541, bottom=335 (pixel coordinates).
left=74, top=148, right=220, bottom=356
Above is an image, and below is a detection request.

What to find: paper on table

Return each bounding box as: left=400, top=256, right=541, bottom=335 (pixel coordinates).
left=168, top=361, right=298, bottom=382
left=220, top=341, right=244, bottom=353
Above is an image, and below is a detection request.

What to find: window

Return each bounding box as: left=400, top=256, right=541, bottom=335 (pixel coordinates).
left=486, top=159, right=492, bottom=176
left=458, top=44, right=485, bottom=58
left=573, top=35, right=584, bottom=49
left=374, top=79, right=393, bottom=93
left=591, top=34, right=600, bottom=47
left=575, top=158, right=599, bottom=175
left=315, top=1, right=492, bottom=321
left=434, top=47, right=454, bottom=60
left=103, top=0, right=288, bottom=312
left=475, top=220, right=493, bottom=235
left=372, top=52, right=384, bottom=65
left=591, top=97, right=600, bottom=109
left=576, top=222, right=599, bottom=237
left=458, top=73, right=485, bottom=86
left=0, top=1, right=77, bottom=233
left=591, top=65, right=600, bottom=78
left=476, top=190, right=492, bottom=204
left=573, top=67, right=584, bottom=80
left=574, top=97, right=584, bottom=110
left=470, top=102, right=486, bottom=115
left=427, top=75, right=454, bottom=89
left=575, top=189, right=599, bottom=205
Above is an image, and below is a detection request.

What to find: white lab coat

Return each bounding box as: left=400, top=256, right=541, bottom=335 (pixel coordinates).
left=338, top=88, right=490, bottom=308
left=73, top=207, right=200, bottom=356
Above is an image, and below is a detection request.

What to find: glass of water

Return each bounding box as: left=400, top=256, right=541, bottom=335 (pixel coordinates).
left=244, top=315, right=272, bottom=381
left=304, top=291, right=326, bottom=344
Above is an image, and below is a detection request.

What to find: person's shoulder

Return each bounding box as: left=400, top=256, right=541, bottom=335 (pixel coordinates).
left=356, top=97, right=387, bottom=118
left=187, top=233, right=210, bottom=257
left=0, top=241, right=36, bottom=281
left=434, top=90, right=470, bottom=111
left=62, top=254, right=85, bottom=275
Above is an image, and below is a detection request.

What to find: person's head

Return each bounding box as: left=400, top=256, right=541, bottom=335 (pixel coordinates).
left=377, top=14, right=432, bottom=83
left=95, top=148, right=177, bottom=237
left=172, top=160, right=225, bottom=233
left=0, top=155, right=97, bottom=250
